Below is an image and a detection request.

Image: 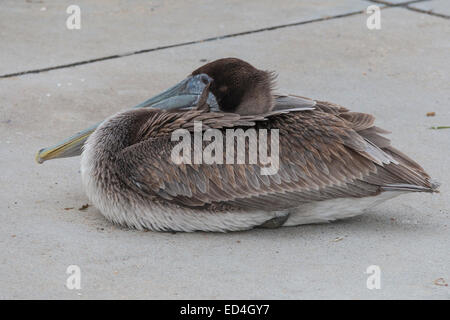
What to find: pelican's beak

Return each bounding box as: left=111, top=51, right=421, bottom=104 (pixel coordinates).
left=35, top=73, right=217, bottom=164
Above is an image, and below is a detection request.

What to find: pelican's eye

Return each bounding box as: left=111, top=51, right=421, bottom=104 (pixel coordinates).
left=200, top=74, right=211, bottom=85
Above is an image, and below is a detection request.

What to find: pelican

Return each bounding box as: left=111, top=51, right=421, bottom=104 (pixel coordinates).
left=36, top=58, right=439, bottom=232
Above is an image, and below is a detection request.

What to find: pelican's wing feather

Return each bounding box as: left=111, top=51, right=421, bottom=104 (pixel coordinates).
left=118, top=101, right=436, bottom=211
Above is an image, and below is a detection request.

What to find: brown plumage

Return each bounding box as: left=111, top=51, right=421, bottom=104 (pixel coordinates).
left=109, top=97, right=434, bottom=209
left=76, top=58, right=438, bottom=232
left=192, top=58, right=276, bottom=115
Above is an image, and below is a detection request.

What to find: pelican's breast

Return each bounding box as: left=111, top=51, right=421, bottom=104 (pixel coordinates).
left=80, top=113, right=144, bottom=229
left=80, top=110, right=277, bottom=232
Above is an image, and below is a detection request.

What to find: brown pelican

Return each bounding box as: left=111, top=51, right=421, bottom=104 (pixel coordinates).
left=36, top=58, right=439, bottom=232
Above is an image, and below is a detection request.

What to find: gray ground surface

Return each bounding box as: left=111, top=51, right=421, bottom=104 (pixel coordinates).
left=409, top=0, right=450, bottom=16
left=0, top=0, right=449, bottom=299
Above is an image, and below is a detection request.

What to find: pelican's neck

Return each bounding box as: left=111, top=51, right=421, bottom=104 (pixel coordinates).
left=80, top=109, right=151, bottom=207
left=88, top=109, right=149, bottom=156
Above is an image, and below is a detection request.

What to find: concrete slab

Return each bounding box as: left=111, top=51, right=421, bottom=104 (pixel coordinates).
left=368, top=0, right=416, bottom=5
left=0, top=7, right=449, bottom=299
left=409, top=0, right=450, bottom=16
left=0, top=0, right=370, bottom=75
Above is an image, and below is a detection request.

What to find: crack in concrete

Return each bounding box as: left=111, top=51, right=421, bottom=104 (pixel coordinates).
left=0, top=9, right=367, bottom=79
left=367, top=0, right=449, bottom=19
left=406, top=5, right=450, bottom=19
left=367, top=0, right=430, bottom=7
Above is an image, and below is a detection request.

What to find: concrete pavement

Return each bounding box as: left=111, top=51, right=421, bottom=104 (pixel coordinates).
left=0, top=1, right=449, bottom=299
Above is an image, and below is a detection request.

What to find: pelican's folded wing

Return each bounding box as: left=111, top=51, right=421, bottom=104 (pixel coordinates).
left=117, top=105, right=437, bottom=211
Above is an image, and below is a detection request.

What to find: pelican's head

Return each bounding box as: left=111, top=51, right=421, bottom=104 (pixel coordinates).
left=36, top=58, right=274, bottom=163
left=192, top=58, right=276, bottom=115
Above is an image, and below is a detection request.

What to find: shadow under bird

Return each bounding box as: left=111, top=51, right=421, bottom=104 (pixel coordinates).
left=36, top=58, right=439, bottom=232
